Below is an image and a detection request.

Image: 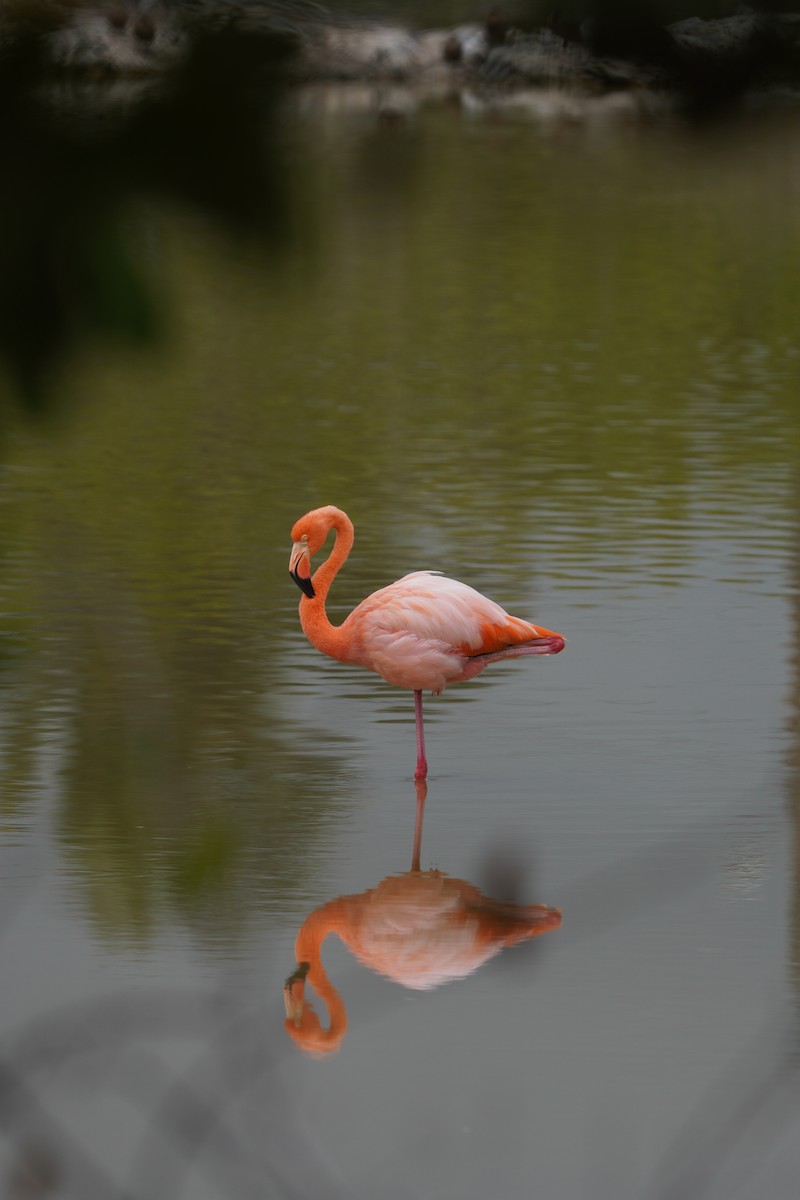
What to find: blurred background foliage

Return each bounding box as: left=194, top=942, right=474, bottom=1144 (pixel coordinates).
left=0, top=0, right=798, bottom=410
left=0, top=3, right=296, bottom=414
left=335, top=1, right=800, bottom=19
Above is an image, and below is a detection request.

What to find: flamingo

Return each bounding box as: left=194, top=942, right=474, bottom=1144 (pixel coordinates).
left=288, top=505, right=564, bottom=779
left=284, top=781, right=562, bottom=1054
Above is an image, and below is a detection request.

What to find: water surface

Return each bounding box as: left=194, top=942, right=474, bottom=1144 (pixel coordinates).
left=1, top=87, right=800, bottom=1199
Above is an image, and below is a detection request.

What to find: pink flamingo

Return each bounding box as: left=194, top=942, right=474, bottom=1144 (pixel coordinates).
left=289, top=505, right=564, bottom=779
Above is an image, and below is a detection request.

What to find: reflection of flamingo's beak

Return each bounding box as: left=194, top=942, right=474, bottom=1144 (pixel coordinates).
left=289, top=542, right=315, bottom=598
left=284, top=962, right=310, bottom=1027
left=286, top=1001, right=303, bottom=1029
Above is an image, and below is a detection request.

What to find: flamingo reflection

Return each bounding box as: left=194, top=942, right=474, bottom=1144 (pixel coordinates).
left=284, top=782, right=562, bottom=1054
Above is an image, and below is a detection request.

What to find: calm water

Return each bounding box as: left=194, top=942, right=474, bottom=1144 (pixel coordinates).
left=1, top=84, right=800, bottom=1198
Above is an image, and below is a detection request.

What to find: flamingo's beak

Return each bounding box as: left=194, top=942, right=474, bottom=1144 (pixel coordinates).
left=528, top=626, right=566, bottom=655
left=289, top=541, right=315, bottom=598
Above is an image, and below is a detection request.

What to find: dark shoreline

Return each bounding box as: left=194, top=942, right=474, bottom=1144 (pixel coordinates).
left=3, top=2, right=800, bottom=109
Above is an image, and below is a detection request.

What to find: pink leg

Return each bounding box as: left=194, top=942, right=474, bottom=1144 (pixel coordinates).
left=413, top=689, right=428, bottom=780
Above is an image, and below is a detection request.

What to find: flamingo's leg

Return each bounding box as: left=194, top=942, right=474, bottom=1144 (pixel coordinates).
left=413, top=689, right=428, bottom=780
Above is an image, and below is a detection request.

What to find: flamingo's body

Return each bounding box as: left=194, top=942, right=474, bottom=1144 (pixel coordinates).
left=289, top=505, right=564, bottom=778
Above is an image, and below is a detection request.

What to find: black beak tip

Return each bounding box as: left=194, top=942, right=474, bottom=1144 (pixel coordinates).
left=290, top=569, right=315, bottom=599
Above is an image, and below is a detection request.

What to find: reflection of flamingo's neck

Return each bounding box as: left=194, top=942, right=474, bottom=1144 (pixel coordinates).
left=288, top=903, right=350, bottom=1053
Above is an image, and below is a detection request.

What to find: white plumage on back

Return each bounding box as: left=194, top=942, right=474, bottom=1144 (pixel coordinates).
left=349, top=571, right=508, bottom=650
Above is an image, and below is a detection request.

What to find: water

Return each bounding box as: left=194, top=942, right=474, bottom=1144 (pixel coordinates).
left=1, top=84, right=800, bottom=1198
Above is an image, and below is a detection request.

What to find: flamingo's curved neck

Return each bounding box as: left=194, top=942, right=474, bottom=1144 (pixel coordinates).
left=299, top=509, right=355, bottom=662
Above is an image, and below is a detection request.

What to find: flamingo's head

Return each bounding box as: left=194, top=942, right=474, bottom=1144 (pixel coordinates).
left=289, top=508, right=341, bottom=598
left=283, top=1002, right=342, bottom=1057
left=289, top=534, right=314, bottom=598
